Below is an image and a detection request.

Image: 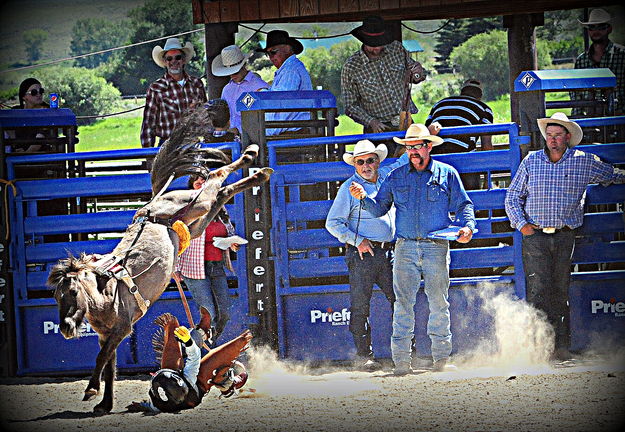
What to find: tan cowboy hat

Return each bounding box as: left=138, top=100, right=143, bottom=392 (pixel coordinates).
left=537, top=112, right=583, bottom=147
left=212, top=45, right=253, bottom=77
left=152, top=38, right=195, bottom=68
left=393, top=124, right=444, bottom=146
left=578, top=8, right=612, bottom=26
left=343, top=140, right=388, bottom=166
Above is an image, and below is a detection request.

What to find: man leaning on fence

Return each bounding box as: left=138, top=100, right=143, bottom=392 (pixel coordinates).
left=504, top=112, right=625, bottom=362
left=325, top=140, right=399, bottom=371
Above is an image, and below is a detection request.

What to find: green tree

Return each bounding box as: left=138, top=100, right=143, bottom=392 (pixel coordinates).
left=23, top=29, right=49, bottom=62
left=449, top=30, right=552, bottom=100
left=434, top=17, right=501, bottom=72
left=110, top=0, right=204, bottom=95
left=70, top=18, right=131, bottom=69
left=34, top=66, right=121, bottom=124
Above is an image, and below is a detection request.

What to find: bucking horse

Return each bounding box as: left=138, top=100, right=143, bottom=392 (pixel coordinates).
left=47, top=103, right=272, bottom=413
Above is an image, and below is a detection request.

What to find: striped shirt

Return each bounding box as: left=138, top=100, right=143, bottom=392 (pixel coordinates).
left=266, top=55, right=313, bottom=136
left=140, top=71, right=207, bottom=148
left=341, top=40, right=418, bottom=128
left=176, top=218, right=235, bottom=279
left=572, top=41, right=625, bottom=115
left=425, top=95, right=493, bottom=152
left=505, top=147, right=625, bottom=231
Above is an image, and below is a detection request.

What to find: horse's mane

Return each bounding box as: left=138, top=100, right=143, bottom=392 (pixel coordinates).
left=150, top=104, right=231, bottom=195
left=47, top=253, right=93, bottom=289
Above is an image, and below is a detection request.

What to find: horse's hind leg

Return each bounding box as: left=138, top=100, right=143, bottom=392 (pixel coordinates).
left=183, top=167, right=273, bottom=232
left=207, top=144, right=259, bottom=182
left=93, top=350, right=116, bottom=414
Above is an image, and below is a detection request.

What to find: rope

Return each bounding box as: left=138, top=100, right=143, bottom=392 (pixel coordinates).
left=1, top=179, right=17, bottom=241
left=401, top=20, right=452, bottom=34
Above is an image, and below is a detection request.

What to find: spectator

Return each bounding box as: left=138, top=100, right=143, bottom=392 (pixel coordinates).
left=141, top=37, right=207, bottom=149
left=11, top=78, right=50, bottom=152
left=325, top=140, right=397, bottom=371
left=572, top=8, right=625, bottom=116
left=425, top=78, right=494, bottom=189
left=176, top=174, right=242, bottom=344
left=504, top=112, right=625, bottom=361
left=342, top=15, right=426, bottom=156
left=126, top=310, right=252, bottom=412
left=349, top=123, right=475, bottom=375
left=211, top=45, right=268, bottom=135
left=256, top=30, right=313, bottom=136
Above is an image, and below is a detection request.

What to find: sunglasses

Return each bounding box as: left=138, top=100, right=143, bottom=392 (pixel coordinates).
left=28, top=88, right=45, bottom=96
left=266, top=49, right=280, bottom=57
left=354, top=157, right=378, bottom=166
left=165, top=54, right=183, bottom=62
left=404, top=141, right=430, bottom=150
left=587, top=24, right=609, bottom=31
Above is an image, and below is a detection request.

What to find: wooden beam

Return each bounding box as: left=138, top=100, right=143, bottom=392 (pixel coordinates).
left=259, top=0, right=280, bottom=19
left=281, top=0, right=299, bottom=17
left=299, top=0, right=319, bottom=16
left=240, top=0, right=261, bottom=21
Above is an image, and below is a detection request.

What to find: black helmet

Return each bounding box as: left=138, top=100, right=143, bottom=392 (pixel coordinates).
left=148, top=368, right=189, bottom=412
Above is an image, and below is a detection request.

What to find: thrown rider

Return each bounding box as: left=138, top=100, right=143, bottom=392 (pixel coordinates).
left=127, top=307, right=252, bottom=412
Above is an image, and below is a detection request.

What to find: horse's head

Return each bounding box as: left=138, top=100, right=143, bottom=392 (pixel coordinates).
left=47, top=254, right=97, bottom=339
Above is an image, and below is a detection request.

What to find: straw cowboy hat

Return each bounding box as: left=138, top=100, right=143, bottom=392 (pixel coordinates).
left=152, top=38, right=195, bottom=68
left=350, top=16, right=393, bottom=47
left=393, top=124, right=444, bottom=146
left=578, top=8, right=612, bottom=26
left=212, top=45, right=253, bottom=76
left=256, top=30, right=303, bottom=55
left=537, top=112, right=583, bottom=147
left=343, top=140, right=388, bottom=165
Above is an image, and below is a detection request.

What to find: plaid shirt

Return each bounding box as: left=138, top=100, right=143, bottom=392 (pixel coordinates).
left=140, top=71, right=207, bottom=148
left=572, top=41, right=625, bottom=115
left=505, top=148, right=625, bottom=231
left=176, top=218, right=235, bottom=279
left=341, top=40, right=418, bottom=127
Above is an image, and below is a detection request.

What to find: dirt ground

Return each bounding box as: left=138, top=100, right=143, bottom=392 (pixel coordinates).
left=1, top=349, right=624, bottom=432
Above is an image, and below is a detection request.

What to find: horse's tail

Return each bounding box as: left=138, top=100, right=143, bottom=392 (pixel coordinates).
left=151, top=313, right=178, bottom=364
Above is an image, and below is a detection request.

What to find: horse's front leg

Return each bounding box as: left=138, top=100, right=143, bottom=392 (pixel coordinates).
left=93, top=350, right=117, bottom=414
left=83, top=332, right=126, bottom=403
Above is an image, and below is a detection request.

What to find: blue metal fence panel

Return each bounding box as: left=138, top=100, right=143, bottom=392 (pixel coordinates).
left=514, top=68, right=616, bottom=92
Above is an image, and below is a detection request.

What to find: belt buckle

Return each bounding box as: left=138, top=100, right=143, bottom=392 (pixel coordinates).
left=542, top=227, right=556, bottom=234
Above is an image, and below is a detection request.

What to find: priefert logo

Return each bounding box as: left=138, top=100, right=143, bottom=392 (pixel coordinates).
left=591, top=298, right=625, bottom=317
left=310, top=307, right=350, bottom=326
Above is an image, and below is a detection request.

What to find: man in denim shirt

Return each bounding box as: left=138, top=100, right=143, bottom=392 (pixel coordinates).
left=349, top=124, right=475, bottom=374
left=505, top=112, right=625, bottom=361
left=326, top=140, right=400, bottom=371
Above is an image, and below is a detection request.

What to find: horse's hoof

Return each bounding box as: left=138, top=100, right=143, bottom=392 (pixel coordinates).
left=83, top=389, right=99, bottom=401
left=93, top=402, right=112, bottom=414
left=246, top=144, right=259, bottom=154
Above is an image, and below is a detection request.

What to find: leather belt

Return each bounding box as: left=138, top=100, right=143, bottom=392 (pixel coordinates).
left=542, top=226, right=572, bottom=234
left=368, top=240, right=395, bottom=250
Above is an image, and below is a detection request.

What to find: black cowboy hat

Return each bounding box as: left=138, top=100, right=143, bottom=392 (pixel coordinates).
left=257, top=30, right=303, bottom=55
left=350, top=16, right=393, bottom=47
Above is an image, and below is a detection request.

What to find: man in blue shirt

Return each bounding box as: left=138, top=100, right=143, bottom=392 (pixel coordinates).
left=326, top=140, right=398, bottom=371
left=505, top=112, right=625, bottom=361
left=349, top=124, right=475, bottom=374
left=257, top=30, right=313, bottom=136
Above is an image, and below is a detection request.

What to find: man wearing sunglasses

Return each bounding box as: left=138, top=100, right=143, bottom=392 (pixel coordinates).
left=349, top=124, right=475, bottom=375
left=326, top=140, right=404, bottom=371
left=141, top=38, right=207, bottom=150
left=572, top=8, right=624, bottom=116
left=256, top=30, right=313, bottom=136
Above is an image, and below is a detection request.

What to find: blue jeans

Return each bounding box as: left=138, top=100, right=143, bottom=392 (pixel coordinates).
left=392, top=238, right=452, bottom=365
left=522, top=229, right=575, bottom=351
left=183, top=261, right=230, bottom=339
left=345, top=245, right=395, bottom=358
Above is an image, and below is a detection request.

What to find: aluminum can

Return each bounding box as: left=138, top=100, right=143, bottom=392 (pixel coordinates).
left=49, top=93, right=59, bottom=108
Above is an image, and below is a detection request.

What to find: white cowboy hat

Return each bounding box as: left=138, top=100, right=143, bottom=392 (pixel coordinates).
left=152, top=38, right=195, bottom=68
left=537, top=112, right=583, bottom=147
left=393, top=123, right=444, bottom=146
left=212, top=45, right=253, bottom=77
left=343, top=140, right=388, bottom=165
left=578, top=8, right=612, bottom=26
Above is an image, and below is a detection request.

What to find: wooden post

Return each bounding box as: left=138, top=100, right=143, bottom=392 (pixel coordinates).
left=204, top=22, right=238, bottom=99
left=504, top=13, right=545, bottom=151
